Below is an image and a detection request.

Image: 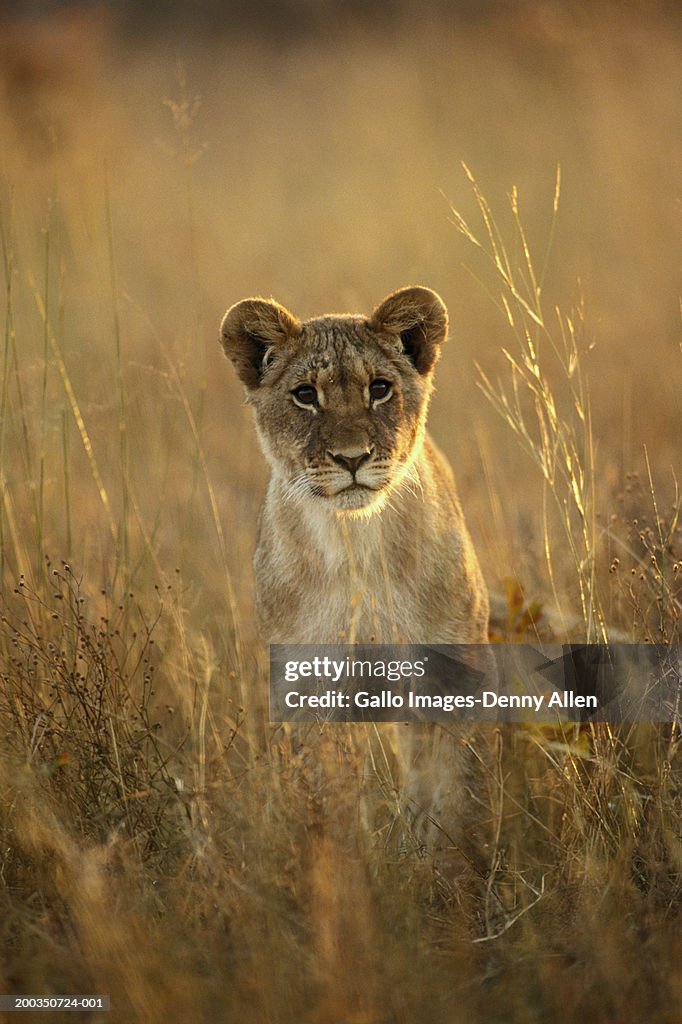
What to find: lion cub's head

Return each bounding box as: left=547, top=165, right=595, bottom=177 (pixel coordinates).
left=220, top=286, right=447, bottom=518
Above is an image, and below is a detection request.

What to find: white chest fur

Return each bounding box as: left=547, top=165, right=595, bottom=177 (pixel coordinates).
left=280, top=499, right=417, bottom=643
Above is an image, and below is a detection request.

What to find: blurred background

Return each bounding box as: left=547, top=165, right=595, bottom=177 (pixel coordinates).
left=2, top=6, right=682, bottom=1018
left=1, top=0, right=680, bottom=619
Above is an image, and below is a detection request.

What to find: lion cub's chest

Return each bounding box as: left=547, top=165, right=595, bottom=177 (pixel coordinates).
left=282, top=504, right=421, bottom=643
left=260, top=493, right=419, bottom=638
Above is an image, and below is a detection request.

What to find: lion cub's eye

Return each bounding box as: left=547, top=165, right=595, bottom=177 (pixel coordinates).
left=369, top=379, right=392, bottom=403
left=292, top=384, right=318, bottom=408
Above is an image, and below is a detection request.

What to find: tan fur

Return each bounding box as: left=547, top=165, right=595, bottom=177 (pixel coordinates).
left=220, top=287, right=490, bottom=856
left=220, top=286, right=489, bottom=646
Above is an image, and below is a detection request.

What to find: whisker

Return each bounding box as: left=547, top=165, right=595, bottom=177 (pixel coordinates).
left=282, top=474, right=311, bottom=505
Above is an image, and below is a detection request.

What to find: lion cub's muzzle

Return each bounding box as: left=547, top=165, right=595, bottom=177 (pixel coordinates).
left=306, top=444, right=391, bottom=510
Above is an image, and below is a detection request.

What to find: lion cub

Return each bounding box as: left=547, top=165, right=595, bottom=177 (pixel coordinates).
left=220, top=286, right=488, bottom=647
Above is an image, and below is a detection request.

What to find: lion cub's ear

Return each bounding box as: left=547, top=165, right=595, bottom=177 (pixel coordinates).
left=220, top=298, right=301, bottom=390
left=369, top=286, right=448, bottom=375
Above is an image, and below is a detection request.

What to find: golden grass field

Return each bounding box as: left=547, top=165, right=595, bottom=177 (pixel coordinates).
left=1, top=3, right=681, bottom=1021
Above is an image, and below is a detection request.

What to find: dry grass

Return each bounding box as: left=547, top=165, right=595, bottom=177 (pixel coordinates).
left=1, top=4, right=681, bottom=1022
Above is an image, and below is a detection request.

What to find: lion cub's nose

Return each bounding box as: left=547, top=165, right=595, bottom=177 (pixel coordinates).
left=329, top=447, right=374, bottom=476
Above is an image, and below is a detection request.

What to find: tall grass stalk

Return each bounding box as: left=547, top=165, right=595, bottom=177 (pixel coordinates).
left=643, top=447, right=681, bottom=636
left=163, top=58, right=205, bottom=349
left=162, top=343, right=245, bottom=675
left=31, top=280, right=118, bottom=545
left=122, top=289, right=246, bottom=681
left=1, top=192, right=40, bottom=586
left=104, top=164, right=130, bottom=584
left=450, top=165, right=608, bottom=641
left=163, top=63, right=212, bottom=582
left=61, top=408, right=72, bottom=562
left=37, top=203, right=51, bottom=577
left=0, top=192, right=14, bottom=582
